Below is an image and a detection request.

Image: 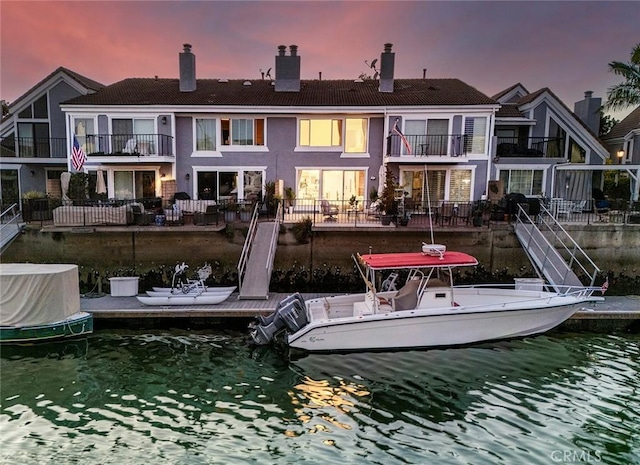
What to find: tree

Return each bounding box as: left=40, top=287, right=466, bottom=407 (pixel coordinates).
left=599, top=111, right=619, bottom=137
left=606, top=43, right=640, bottom=111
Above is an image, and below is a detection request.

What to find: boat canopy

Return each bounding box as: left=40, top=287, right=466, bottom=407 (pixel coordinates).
left=359, top=251, right=478, bottom=270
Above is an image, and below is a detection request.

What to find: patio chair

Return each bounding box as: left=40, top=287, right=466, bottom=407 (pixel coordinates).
left=195, top=205, right=219, bottom=225
left=321, top=200, right=339, bottom=221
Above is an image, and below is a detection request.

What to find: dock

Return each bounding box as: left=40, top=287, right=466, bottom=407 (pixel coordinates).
left=81, top=294, right=640, bottom=332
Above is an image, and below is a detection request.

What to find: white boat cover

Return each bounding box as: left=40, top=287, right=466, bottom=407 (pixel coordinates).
left=0, top=264, right=80, bottom=327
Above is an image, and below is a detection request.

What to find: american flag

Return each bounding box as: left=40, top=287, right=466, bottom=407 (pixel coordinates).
left=600, top=277, right=609, bottom=294
left=392, top=118, right=412, bottom=155
left=71, top=136, right=86, bottom=171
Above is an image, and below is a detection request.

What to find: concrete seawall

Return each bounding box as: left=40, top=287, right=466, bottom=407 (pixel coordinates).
left=5, top=223, right=639, bottom=277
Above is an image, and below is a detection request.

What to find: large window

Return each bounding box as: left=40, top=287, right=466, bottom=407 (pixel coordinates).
left=569, top=137, right=586, bottom=163
left=221, top=118, right=264, bottom=146
left=113, top=170, right=156, bottom=199
left=499, top=169, right=543, bottom=196
left=196, top=169, right=262, bottom=201
left=17, top=122, right=50, bottom=157
left=0, top=169, right=19, bottom=209
left=449, top=170, right=472, bottom=201
left=405, top=119, right=449, bottom=155
left=299, top=119, right=342, bottom=147
left=112, top=118, right=155, bottom=154
left=464, top=117, right=487, bottom=154
left=547, top=118, right=567, bottom=158
left=400, top=168, right=473, bottom=205
left=297, top=169, right=365, bottom=205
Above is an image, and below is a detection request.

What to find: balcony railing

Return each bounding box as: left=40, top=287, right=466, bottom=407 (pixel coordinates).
left=0, top=137, right=67, bottom=158
left=386, top=134, right=473, bottom=157
left=83, top=134, right=174, bottom=157
left=496, top=137, right=564, bottom=158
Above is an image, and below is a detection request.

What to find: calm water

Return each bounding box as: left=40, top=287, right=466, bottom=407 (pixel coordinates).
left=1, top=330, right=639, bottom=465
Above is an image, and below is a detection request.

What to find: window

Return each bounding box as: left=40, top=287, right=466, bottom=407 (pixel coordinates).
left=0, top=169, right=19, bottom=209
left=569, top=137, right=586, bottom=163
left=17, top=122, right=50, bottom=157
left=17, top=95, right=48, bottom=119
left=221, top=118, right=264, bottom=146
left=499, top=169, right=543, bottom=196
left=464, top=117, right=487, bottom=154
left=297, top=169, right=365, bottom=204
left=112, top=118, right=155, bottom=154
left=196, top=119, right=216, bottom=151
left=113, top=170, right=156, bottom=199
left=344, top=118, right=367, bottom=153
left=449, top=170, right=472, bottom=201
left=547, top=118, right=567, bottom=158
left=74, top=118, right=96, bottom=154
left=299, top=119, right=342, bottom=147
left=196, top=170, right=262, bottom=201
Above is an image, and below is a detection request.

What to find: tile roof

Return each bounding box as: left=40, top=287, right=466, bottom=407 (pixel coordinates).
left=602, top=106, right=640, bottom=140
left=5, top=67, right=104, bottom=112
left=495, top=103, right=525, bottom=118
left=63, top=78, right=497, bottom=107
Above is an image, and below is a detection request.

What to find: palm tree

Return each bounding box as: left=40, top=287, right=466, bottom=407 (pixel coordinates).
left=606, top=43, right=640, bottom=111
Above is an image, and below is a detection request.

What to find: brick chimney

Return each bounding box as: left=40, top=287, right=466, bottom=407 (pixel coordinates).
left=379, top=43, right=395, bottom=93
left=179, top=43, right=196, bottom=92
left=275, top=44, right=301, bottom=92
left=574, top=90, right=601, bottom=135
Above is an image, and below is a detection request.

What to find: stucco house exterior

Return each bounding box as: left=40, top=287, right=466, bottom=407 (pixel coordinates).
left=58, top=43, right=500, bottom=211
left=0, top=68, right=104, bottom=208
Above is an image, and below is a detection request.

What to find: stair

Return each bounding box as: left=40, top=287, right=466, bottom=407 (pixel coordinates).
left=0, top=205, right=24, bottom=254
left=513, top=204, right=599, bottom=293
left=239, top=222, right=278, bottom=299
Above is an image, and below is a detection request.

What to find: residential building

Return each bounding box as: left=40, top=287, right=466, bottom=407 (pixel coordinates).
left=0, top=68, right=104, bottom=208
left=602, top=106, right=640, bottom=165
left=489, top=84, right=612, bottom=201
left=59, top=43, right=500, bottom=210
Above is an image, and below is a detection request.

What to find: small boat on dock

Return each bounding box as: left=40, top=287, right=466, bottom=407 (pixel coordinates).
left=249, top=244, right=606, bottom=352
left=136, top=262, right=235, bottom=306
left=0, top=264, right=93, bottom=343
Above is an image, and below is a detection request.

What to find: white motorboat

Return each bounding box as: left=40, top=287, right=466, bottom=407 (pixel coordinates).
left=144, top=287, right=235, bottom=299
left=249, top=245, right=605, bottom=352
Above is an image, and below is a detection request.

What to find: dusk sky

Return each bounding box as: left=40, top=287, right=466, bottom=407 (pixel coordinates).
left=1, top=1, right=638, bottom=121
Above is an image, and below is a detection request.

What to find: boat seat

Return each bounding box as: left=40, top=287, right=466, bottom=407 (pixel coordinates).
left=392, top=278, right=421, bottom=311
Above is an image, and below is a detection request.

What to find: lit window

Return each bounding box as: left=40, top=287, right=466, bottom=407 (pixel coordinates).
left=464, top=117, right=487, bottom=154
left=344, top=118, right=367, bottom=153
left=299, top=119, right=342, bottom=147
left=499, top=169, right=543, bottom=196
left=221, top=118, right=265, bottom=146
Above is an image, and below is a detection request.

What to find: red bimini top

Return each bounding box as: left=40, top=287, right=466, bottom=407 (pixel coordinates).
left=359, top=251, right=478, bottom=270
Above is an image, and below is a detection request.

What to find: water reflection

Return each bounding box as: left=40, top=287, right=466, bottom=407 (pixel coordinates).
left=1, top=331, right=638, bottom=465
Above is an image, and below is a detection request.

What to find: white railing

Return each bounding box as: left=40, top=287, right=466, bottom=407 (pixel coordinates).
left=1, top=203, right=23, bottom=252
left=237, top=202, right=261, bottom=292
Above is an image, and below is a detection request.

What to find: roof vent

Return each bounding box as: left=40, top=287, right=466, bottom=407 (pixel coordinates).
left=218, top=79, right=228, bottom=83
left=243, top=80, right=252, bottom=86
left=354, top=78, right=364, bottom=83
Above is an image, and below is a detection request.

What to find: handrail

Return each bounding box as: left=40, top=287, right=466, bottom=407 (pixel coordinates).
left=265, top=202, right=283, bottom=276
left=237, top=202, right=261, bottom=291
left=514, top=203, right=600, bottom=288
left=1, top=203, right=23, bottom=252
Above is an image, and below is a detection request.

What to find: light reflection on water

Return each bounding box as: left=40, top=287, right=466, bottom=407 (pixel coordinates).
left=1, top=330, right=639, bottom=464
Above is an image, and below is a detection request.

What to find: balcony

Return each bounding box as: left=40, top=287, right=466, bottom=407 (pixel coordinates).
left=0, top=137, right=67, bottom=158
left=495, top=137, right=564, bottom=159
left=83, top=134, right=174, bottom=158
left=386, top=134, right=473, bottom=159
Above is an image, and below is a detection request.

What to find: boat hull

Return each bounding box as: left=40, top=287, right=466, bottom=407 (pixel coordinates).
left=288, top=299, right=587, bottom=352
left=136, top=292, right=232, bottom=306
left=0, top=312, right=93, bottom=343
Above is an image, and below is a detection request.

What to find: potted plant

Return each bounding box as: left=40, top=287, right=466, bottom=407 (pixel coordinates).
left=284, top=186, right=296, bottom=214
left=378, top=168, right=398, bottom=225
left=239, top=201, right=253, bottom=222
left=224, top=198, right=237, bottom=222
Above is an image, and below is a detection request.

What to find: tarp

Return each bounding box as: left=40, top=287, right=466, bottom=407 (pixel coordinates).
left=0, top=264, right=80, bottom=327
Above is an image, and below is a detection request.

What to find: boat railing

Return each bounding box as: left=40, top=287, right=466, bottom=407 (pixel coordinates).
left=452, top=283, right=600, bottom=298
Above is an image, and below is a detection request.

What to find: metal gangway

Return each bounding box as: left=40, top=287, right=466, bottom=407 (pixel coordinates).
left=0, top=203, right=24, bottom=254
left=513, top=203, right=600, bottom=293
left=237, top=202, right=282, bottom=299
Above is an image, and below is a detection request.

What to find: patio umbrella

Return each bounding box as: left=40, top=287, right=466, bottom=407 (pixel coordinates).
left=60, top=172, right=71, bottom=205
left=377, top=165, right=386, bottom=195
left=96, top=169, right=107, bottom=195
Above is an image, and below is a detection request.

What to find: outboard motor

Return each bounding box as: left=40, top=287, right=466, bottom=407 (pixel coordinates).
left=249, top=293, right=308, bottom=346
